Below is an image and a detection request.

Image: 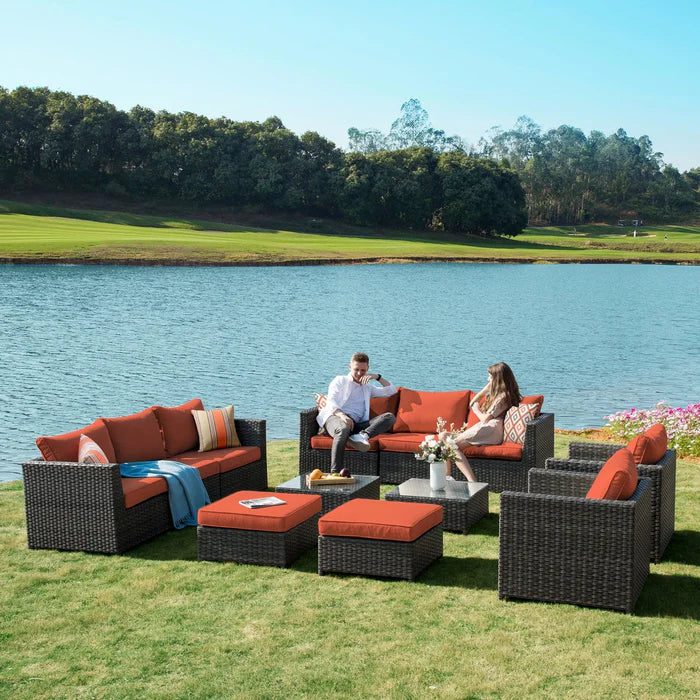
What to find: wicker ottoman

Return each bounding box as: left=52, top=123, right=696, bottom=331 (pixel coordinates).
left=317, top=498, right=443, bottom=581
left=198, top=490, right=321, bottom=567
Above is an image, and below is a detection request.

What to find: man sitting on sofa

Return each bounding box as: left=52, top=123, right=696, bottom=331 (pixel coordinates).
left=317, top=352, right=397, bottom=473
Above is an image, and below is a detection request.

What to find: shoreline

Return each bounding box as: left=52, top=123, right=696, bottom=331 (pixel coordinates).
left=2, top=255, right=699, bottom=267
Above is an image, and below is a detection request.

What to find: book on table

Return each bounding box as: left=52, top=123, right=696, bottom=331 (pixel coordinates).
left=239, top=496, right=287, bottom=509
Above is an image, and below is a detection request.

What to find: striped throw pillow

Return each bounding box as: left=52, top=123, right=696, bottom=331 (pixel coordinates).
left=503, top=403, right=540, bottom=445
left=78, top=434, right=110, bottom=464
left=191, top=405, right=241, bottom=452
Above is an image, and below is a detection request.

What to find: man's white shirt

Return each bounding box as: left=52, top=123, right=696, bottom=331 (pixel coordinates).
left=317, top=373, right=397, bottom=428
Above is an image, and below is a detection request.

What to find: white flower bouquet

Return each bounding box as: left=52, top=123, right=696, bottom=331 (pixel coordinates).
left=414, top=417, right=460, bottom=463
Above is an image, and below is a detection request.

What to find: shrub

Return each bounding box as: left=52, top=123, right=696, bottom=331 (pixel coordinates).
left=603, top=402, right=700, bottom=458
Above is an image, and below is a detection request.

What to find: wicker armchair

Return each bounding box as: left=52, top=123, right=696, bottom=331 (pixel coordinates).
left=545, top=441, right=676, bottom=563
left=22, top=418, right=267, bottom=555
left=499, top=469, right=652, bottom=613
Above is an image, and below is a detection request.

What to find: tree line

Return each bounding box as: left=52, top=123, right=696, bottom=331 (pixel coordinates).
left=0, top=87, right=525, bottom=237
left=350, top=103, right=699, bottom=225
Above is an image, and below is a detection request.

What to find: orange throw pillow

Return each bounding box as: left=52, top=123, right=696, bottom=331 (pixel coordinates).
left=586, top=448, right=638, bottom=500
left=626, top=423, right=668, bottom=464
left=393, top=389, right=470, bottom=434
left=370, top=390, right=400, bottom=419
left=153, top=399, right=205, bottom=457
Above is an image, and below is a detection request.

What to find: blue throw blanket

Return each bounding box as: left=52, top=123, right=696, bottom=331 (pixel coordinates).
left=120, top=460, right=211, bottom=529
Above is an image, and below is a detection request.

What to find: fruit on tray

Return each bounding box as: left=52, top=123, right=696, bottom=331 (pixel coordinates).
left=309, top=469, right=323, bottom=480
left=339, top=468, right=351, bottom=478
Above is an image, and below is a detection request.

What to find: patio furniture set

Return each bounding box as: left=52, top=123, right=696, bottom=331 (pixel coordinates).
left=21, top=392, right=675, bottom=612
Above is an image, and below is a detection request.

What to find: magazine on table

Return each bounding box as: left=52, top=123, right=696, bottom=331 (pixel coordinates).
left=239, top=496, right=287, bottom=509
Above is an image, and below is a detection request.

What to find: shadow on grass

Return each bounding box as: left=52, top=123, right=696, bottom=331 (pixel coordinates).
left=661, top=530, right=700, bottom=566
left=126, top=529, right=198, bottom=561
left=636, top=572, right=700, bottom=620
left=421, top=556, right=497, bottom=590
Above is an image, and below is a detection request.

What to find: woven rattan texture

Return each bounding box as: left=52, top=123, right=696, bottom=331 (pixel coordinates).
left=385, top=484, right=488, bottom=534
left=197, top=513, right=319, bottom=567
left=318, top=523, right=443, bottom=580
left=276, top=476, right=380, bottom=514
left=498, top=470, right=652, bottom=612
left=546, top=443, right=676, bottom=563
left=22, top=418, right=268, bottom=554
left=299, top=407, right=554, bottom=491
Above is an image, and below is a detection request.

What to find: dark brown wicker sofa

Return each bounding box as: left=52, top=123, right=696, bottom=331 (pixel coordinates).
left=22, top=399, right=267, bottom=554
left=299, top=388, right=554, bottom=492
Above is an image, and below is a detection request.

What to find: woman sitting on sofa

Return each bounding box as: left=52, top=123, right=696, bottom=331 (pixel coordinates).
left=440, top=362, right=522, bottom=481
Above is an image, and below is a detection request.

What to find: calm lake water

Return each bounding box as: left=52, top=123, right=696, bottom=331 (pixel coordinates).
left=1, top=262, right=698, bottom=482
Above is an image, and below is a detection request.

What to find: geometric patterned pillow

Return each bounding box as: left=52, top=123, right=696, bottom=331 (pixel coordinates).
left=503, top=403, right=541, bottom=445
left=191, top=405, right=241, bottom=452
left=78, top=434, right=110, bottom=464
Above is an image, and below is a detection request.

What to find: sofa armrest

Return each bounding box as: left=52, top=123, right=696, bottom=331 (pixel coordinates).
left=545, top=457, right=607, bottom=474
left=299, top=406, right=320, bottom=446
left=521, top=412, right=554, bottom=469
left=234, top=419, right=267, bottom=462
left=22, top=459, right=126, bottom=551
left=528, top=467, right=596, bottom=498
left=568, top=441, right=621, bottom=460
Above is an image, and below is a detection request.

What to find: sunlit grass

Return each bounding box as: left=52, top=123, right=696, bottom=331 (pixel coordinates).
left=1, top=435, right=698, bottom=698
left=1, top=199, right=698, bottom=264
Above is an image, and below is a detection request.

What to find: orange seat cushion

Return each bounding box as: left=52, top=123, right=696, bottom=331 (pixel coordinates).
left=310, top=435, right=381, bottom=451
left=36, top=419, right=117, bottom=463
left=153, top=399, right=204, bottom=457
left=586, top=448, right=639, bottom=500
left=464, top=442, right=523, bottom=461
left=377, top=433, right=427, bottom=452
left=122, top=476, right=168, bottom=509
left=103, top=408, right=167, bottom=463
left=167, top=453, right=220, bottom=480
left=173, top=446, right=261, bottom=474
left=626, top=423, right=668, bottom=465
left=393, top=389, right=471, bottom=434
left=198, top=491, right=321, bottom=532
left=318, top=498, right=443, bottom=542
left=369, top=391, right=400, bottom=419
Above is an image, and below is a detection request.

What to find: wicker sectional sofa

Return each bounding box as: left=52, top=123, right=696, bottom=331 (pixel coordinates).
left=22, top=399, right=267, bottom=554
left=299, top=388, right=554, bottom=492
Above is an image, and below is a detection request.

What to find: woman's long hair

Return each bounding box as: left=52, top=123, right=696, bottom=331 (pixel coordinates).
left=483, top=362, right=521, bottom=411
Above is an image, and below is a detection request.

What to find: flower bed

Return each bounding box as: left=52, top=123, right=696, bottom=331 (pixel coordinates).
left=603, top=402, right=700, bottom=458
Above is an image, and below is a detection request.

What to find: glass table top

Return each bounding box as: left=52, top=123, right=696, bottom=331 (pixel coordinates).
left=387, top=478, right=488, bottom=501
left=276, top=473, right=379, bottom=494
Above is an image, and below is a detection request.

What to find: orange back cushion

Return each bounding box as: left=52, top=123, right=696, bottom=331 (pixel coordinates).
left=102, top=408, right=167, bottom=463
left=626, top=423, right=668, bottom=464
left=586, top=448, right=638, bottom=500
left=153, top=398, right=204, bottom=457
left=393, top=389, right=470, bottom=434
left=36, top=419, right=116, bottom=463
left=369, top=390, right=400, bottom=419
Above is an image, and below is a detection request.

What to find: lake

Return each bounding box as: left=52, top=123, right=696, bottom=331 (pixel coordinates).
left=1, top=262, right=698, bottom=482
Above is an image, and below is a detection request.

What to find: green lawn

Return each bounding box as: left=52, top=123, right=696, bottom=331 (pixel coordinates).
left=1, top=199, right=699, bottom=264
left=1, top=435, right=698, bottom=698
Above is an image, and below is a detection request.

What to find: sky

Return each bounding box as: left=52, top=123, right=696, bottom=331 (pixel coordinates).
left=2, top=0, right=699, bottom=170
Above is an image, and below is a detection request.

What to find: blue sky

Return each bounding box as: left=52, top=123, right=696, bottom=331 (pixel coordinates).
left=3, top=0, right=699, bottom=170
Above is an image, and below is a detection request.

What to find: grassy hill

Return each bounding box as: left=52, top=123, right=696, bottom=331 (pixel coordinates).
left=1, top=199, right=699, bottom=265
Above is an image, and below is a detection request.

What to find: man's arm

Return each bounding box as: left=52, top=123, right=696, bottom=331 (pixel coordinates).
left=363, top=374, right=397, bottom=397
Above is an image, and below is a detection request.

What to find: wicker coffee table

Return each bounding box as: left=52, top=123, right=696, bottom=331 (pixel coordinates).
left=276, top=473, right=380, bottom=514
left=385, top=479, right=489, bottom=534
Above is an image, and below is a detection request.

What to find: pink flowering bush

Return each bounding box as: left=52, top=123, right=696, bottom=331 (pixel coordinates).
left=603, top=402, right=700, bottom=458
